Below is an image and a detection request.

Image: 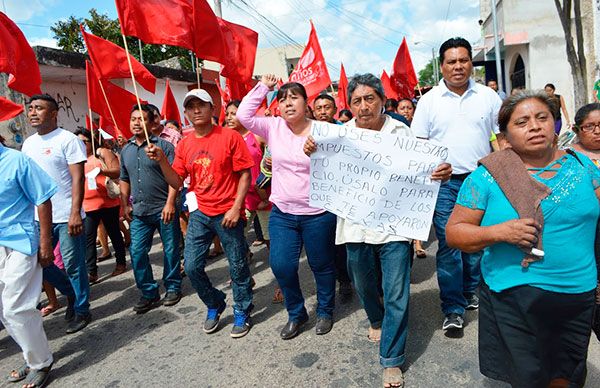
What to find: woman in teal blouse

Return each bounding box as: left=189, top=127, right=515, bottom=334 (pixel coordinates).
left=446, top=91, right=600, bottom=388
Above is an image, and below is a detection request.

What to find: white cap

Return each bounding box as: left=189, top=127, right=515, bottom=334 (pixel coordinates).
left=183, top=89, right=213, bottom=107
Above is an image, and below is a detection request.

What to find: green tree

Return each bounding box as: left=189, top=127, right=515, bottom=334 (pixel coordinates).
left=50, top=8, right=193, bottom=70
left=418, top=59, right=436, bottom=87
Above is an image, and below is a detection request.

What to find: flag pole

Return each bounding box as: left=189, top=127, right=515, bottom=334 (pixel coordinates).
left=88, top=108, right=96, bottom=157
left=195, top=56, right=202, bottom=89
left=121, top=33, right=150, bottom=144
left=97, top=80, right=123, bottom=136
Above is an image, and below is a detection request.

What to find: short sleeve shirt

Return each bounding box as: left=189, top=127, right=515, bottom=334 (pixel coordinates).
left=120, top=136, right=175, bottom=216
left=0, top=144, right=57, bottom=255
left=456, top=152, right=600, bottom=294
left=411, top=79, right=502, bottom=174
left=172, top=126, right=254, bottom=217
left=21, top=127, right=87, bottom=223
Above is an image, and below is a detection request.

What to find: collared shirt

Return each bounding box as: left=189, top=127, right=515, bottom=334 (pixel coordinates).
left=411, top=79, right=502, bottom=174
left=159, top=125, right=183, bottom=147
left=335, top=116, right=415, bottom=245
left=384, top=111, right=411, bottom=127
left=0, top=144, right=57, bottom=255
left=120, top=136, right=175, bottom=216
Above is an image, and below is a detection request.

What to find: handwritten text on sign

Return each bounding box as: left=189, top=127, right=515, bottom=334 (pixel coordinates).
left=309, top=121, right=448, bottom=241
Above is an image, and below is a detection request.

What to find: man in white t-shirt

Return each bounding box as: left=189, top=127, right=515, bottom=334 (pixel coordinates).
left=21, top=94, right=92, bottom=334
left=411, top=38, right=502, bottom=332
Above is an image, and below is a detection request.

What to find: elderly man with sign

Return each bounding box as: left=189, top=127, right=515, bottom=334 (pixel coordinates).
left=304, top=73, right=451, bottom=388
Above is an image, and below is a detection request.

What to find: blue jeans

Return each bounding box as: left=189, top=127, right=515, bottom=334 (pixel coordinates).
left=184, top=210, right=253, bottom=313
left=43, top=223, right=90, bottom=315
left=269, top=205, right=336, bottom=322
left=129, top=212, right=181, bottom=299
left=433, top=177, right=482, bottom=315
left=346, top=241, right=411, bottom=368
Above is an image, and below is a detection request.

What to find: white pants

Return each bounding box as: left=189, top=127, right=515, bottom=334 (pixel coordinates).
left=0, top=246, right=53, bottom=370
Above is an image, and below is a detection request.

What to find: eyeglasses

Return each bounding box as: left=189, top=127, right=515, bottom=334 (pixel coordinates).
left=578, top=122, right=600, bottom=132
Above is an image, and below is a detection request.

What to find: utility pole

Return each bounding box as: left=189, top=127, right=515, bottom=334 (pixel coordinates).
left=138, top=39, right=144, bottom=63
left=491, top=0, right=504, bottom=92
left=432, top=47, right=439, bottom=84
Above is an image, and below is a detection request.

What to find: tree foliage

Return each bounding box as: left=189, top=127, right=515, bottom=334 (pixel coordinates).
left=50, top=9, right=193, bottom=70
left=418, top=59, right=436, bottom=87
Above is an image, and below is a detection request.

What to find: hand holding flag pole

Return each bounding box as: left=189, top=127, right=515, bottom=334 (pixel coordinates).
left=121, top=33, right=150, bottom=144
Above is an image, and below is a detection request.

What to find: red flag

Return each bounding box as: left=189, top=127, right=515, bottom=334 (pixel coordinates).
left=226, top=77, right=252, bottom=101
left=161, top=80, right=181, bottom=122
left=215, top=79, right=230, bottom=125
left=218, top=18, right=258, bottom=83
left=193, top=0, right=227, bottom=62
left=0, top=97, right=23, bottom=121
left=115, top=0, right=195, bottom=51
left=380, top=70, right=397, bottom=100
left=390, top=38, right=418, bottom=99
left=86, top=60, right=134, bottom=139
left=0, top=12, right=42, bottom=96
left=289, top=22, right=331, bottom=101
left=336, top=63, right=349, bottom=111
left=81, top=25, right=156, bottom=93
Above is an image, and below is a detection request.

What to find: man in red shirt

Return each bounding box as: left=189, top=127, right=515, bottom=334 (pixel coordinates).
left=146, top=89, right=254, bottom=338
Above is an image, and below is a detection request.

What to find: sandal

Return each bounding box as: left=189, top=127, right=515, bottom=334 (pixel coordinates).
left=7, top=363, right=29, bottom=382
left=97, top=253, right=113, bottom=262
left=21, top=363, right=52, bottom=388
left=368, top=327, right=381, bottom=343
left=271, top=288, right=284, bottom=304
left=383, top=367, right=404, bottom=388
left=40, top=304, right=62, bottom=317
left=415, top=249, right=426, bottom=259
left=208, top=250, right=223, bottom=259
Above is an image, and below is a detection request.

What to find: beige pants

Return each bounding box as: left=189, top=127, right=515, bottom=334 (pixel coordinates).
left=245, top=209, right=271, bottom=240
left=0, top=246, right=53, bottom=370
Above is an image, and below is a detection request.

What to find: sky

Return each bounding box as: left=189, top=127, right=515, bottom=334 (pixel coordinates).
left=3, top=0, right=483, bottom=80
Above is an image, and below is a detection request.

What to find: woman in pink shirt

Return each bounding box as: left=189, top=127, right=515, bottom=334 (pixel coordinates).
left=237, top=74, right=337, bottom=340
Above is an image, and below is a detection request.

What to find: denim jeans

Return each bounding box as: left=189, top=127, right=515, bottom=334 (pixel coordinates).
left=346, top=241, right=411, bottom=368
left=84, top=205, right=127, bottom=274
left=129, top=212, right=181, bottom=299
left=269, top=205, right=336, bottom=322
left=43, top=222, right=90, bottom=315
left=433, top=177, right=482, bottom=316
left=184, top=210, right=253, bottom=314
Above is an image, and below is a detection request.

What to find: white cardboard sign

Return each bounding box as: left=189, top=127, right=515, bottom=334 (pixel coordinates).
left=309, top=121, right=448, bottom=241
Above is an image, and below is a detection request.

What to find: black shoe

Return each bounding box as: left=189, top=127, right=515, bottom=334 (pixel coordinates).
left=315, top=317, right=333, bottom=335
left=465, top=293, right=479, bottom=310
left=442, top=313, right=464, bottom=331
left=280, top=316, right=308, bottom=340
left=64, top=297, right=75, bottom=322
left=133, top=296, right=161, bottom=314
left=162, top=292, right=182, bottom=307
left=66, top=313, right=91, bottom=334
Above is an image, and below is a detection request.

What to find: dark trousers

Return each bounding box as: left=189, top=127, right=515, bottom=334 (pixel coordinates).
left=84, top=206, right=127, bottom=274
left=335, top=244, right=351, bottom=284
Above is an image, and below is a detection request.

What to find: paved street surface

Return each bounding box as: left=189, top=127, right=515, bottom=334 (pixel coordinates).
left=1, top=237, right=599, bottom=387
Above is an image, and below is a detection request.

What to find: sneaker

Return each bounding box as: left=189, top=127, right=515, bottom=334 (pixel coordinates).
left=465, top=293, right=479, bottom=310
left=66, top=313, right=91, bottom=334
left=442, top=313, right=464, bottom=331
left=203, top=302, right=226, bottom=334
left=230, top=310, right=252, bottom=338
left=64, top=297, right=75, bottom=322
left=162, top=291, right=182, bottom=307
left=133, top=296, right=161, bottom=314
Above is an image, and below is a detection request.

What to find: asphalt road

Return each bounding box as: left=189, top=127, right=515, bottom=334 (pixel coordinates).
left=1, top=237, right=599, bottom=387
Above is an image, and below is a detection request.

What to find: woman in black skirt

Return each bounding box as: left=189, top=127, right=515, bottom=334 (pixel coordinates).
left=445, top=90, right=600, bottom=388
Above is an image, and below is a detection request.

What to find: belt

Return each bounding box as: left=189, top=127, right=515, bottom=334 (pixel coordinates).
left=451, top=173, right=471, bottom=181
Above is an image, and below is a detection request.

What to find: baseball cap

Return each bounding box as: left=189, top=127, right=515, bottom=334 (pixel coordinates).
left=183, top=89, right=213, bottom=107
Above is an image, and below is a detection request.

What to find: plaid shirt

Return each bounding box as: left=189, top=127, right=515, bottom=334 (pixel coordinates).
left=159, top=126, right=183, bottom=147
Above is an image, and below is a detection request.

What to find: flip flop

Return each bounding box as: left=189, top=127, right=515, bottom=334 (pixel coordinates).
left=272, top=288, right=284, bottom=304
left=7, top=363, right=29, bottom=382
left=368, top=327, right=381, bottom=343
left=97, top=253, right=113, bottom=262
left=40, top=304, right=62, bottom=317
left=208, top=250, right=224, bottom=259
left=415, top=249, right=427, bottom=258
left=21, top=363, right=52, bottom=388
